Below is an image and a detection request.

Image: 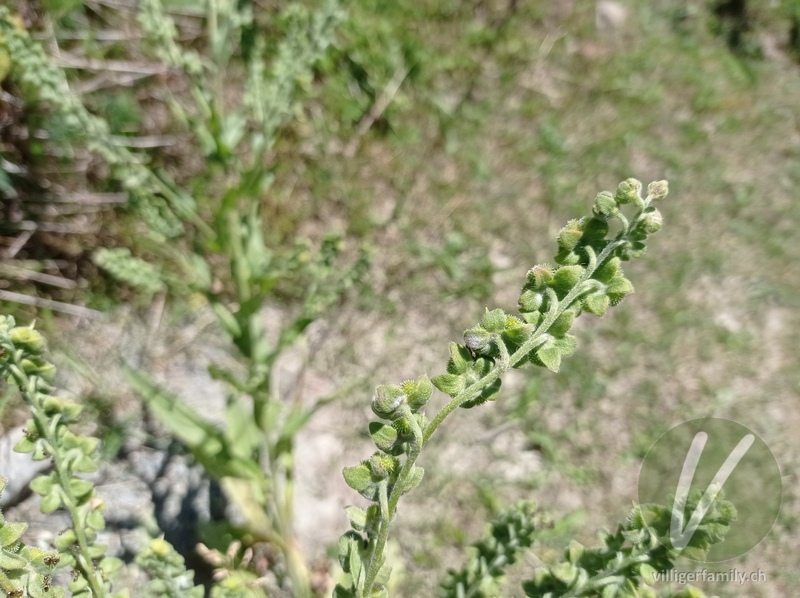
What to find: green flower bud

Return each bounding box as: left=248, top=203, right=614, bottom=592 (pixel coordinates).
left=640, top=209, right=662, bottom=234
left=371, top=385, right=406, bottom=420
left=615, top=178, right=642, bottom=205
left=464, top=327, right=493, bottom=353
left=10, top=326, right=46, bottom=354
left=502, top=316, right=534, bottom=345
left=647, top=179, right=669, bottom=201
left=518, top=289, right=544, bottom=313
left=592, top=191, right=618, bottom=218
left=526, top=264, right=554, bottom=289
left=402, top=375, right=433, bottom=411
left=557, top=219, right=584, bottom=251
left=149, top=538, right=172, bottom=558
left=480, top=308, right=507, bottom=333
left=369, top=453, right=398, bottom=479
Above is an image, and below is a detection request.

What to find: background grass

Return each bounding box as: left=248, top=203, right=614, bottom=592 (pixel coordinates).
left=2, top=1, right=800, bottom=596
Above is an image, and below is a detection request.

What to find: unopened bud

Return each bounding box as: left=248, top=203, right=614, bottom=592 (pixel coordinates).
left=518, top=289, right=544, bottom=312
left=647, top=180, right=668, bottom=201
left=526, top=264, right=554, bottom=289
left=480, top=309, right=506, bottom=333
left=615, top=178, right=642, bottom=205
left=592, top=191, right=618, bottom=218
left=464, top=327, right=493, bottom=353
left=372, top=385, right=406, bottom=420
left=557, top=220, right=584, bottom=251
left=640, top=209, right=662, bottom=234
left=10, top=327, right=46, bottom=354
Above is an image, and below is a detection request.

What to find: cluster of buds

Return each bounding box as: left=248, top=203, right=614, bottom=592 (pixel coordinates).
left=337, top=178, right=669, bottom=598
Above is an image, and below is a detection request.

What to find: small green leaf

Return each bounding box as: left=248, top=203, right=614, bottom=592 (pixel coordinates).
left=375, top=563, right=393, bottom=585
left=593, top=257, right=621, bottom=283
left=401, top=466, right=424, bottom=494
left=607, top=276, right=634, bottom=295
left=13, top=434, right=37, bottom=453
left=447, top=343, right=472, bottom=374
left=343, top=463, right=381, bottom=499
left=225, top=399, right=261, bottom=460
left=550, top=310, right=575, bottom=336
left=68, top=478, right=94, bottom=499
left=54, top=530, right=77, bottom=550
left=40, top=491, right=62, bottom=514
left=333, top=584, right=356, bottom=598
left=519, top=289, right=544, bottom=312
left=567, top=540, right=584, bottom=564
left=432, top=373, right=465, bottom=397
left=369, top=422, right=398, bottom=453
left=31, top=443, right=48, bottom=461
left=342, top=463, right=372, bottom=493
left=88, top=543, right=108, bottom=559
left=551, top=265, right=585, bottom=294
left=0, top=522, right=26, bottom=547
left=584, top=293, right=610, bottom=317
left=0, top=550, right=27, bottom=569
left=73, top=455, right=97, bottom=473
left=345, top=506, right=367, bottom=532
left=535, top=343, right=561, bottom=373
left=348, top=543, right=363, bottom=580
left=100, top=556, right=123, bottom=574
left=639, top=563, right=658, bottom=585
left=553, top=334, right=577, bottom=357
left=29, top=475, right=54, bottom=496
left=338, top=531, right=364, bottom=573
left=86, top=509, right=105, bottom=531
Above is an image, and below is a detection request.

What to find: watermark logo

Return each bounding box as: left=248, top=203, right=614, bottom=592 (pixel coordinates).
left=638, top=417, right=781, bottom=562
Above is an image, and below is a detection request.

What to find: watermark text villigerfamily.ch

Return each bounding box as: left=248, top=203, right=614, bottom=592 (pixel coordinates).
left=653, top=568, right=767, bottom=585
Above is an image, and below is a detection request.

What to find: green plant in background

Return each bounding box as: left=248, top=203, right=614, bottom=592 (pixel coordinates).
left=1, top=1, right=367, bottom=595
left=333, top=179, right=733, bottom=598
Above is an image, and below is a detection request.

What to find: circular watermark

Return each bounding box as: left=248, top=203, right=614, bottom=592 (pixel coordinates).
left=638, top=417, right=781, bottom=562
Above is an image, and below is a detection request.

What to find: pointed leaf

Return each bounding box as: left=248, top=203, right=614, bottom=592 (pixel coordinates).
left=446, top=343, right=471, bottom=374
left=432, top=373, right=465, bottom=397
left=0, top=522, right=26, bottom=548
left=40, top=491, right=62, bottom=514
left=584, top=293, right=610, bottom=317
left=29, top=475, right=55, bottom=496
left=68, top=478, right=94, bottom=499
left=343, top=463, right=372, bottom=493
left=535, top=344, right=562, bottom=373
left=550, top=310, right=575, bottom=336
left=369, top=422, right=398, bottom=453
left=401, top=466, right=424, bottom=494
left=345, top=506, right=368, bottom=532
left=13, top=434, right=36, bottom=454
